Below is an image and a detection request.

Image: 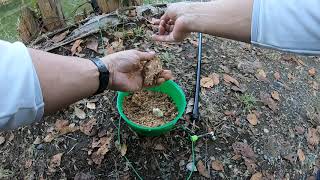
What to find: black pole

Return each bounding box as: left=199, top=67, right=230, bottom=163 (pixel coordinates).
left=191, top=32, right=202, bottom=121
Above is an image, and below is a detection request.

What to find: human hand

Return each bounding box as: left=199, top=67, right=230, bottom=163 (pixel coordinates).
left=102, top=50, right=173, bottom=92
left=152, top=2, right=192, bottom=42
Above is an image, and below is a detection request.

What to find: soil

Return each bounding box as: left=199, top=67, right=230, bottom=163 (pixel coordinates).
left=0, top=5, right=320, bottom=180
left=142, top=57, right=163, bottom=86
left=123, top=90, right=178, bottom=127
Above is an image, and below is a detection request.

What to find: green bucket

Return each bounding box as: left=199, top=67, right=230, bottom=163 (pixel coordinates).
left=117, top=80, right=187, bottom=136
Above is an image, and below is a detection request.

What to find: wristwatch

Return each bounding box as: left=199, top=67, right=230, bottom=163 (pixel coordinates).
left=90, top=58, right=109, bottom=95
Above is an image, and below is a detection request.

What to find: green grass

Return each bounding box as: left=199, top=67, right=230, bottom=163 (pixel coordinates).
left=238, top=93, right=257, bottom=112
left=0, top=168, right=14, bottom=179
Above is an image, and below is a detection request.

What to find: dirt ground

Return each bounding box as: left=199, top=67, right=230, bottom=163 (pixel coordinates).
left=0, top=7, right=320, bottom=180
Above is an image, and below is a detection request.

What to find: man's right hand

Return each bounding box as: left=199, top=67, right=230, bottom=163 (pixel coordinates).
left=152, top=2, right=192, bottom=42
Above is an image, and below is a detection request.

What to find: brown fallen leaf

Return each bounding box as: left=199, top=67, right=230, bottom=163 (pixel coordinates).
left=209, top=73, right=220, bottom=85
left=86, top=39, right=99, bottom=52
left=43, top=133, right=55, bottom=143
left=308, top=68, right=316, bottom=77
left=74, top=107, right=86, bottom=119
left=48, top=153, right=63, bottom=173
left=271, top=91, right=280, bottom=101
left=256, top=69, right=268, bottom=82
left=0, top=136, right=5, bottom=145
left=223, top=74, right=240, bottom=87
left=80, top=119, right=97, bottom=136
left=51, top=30, right=69, bottom=43
left=274, top=72, right=281, bottom=80
left=307, top=128, right=319, bottom=146
left=260, top=92, right=278, bottom=111
left=197, top=160, right=210, bottom=178
left=247, top=113, right=258, bottom=125
left=120, top=144, right=127, bottom=156
left=237, top=60, right=262, bottom=74
left=231, top=84, right=247, bottom=93
left=211, top=160, right=224, bottom=171
left=71, top=39, right=83, bottom=55
left=297, top=149, right=305, bottom=162
left=200, top=77, right=214, bottom=88
left=55, top=119, right=69, bottom=131
left=283, top=153, right=297, bottom=164
left=250, top=172, right=263, bottom=180
left=232, top=142, right=256, bottom=160
left=231, top=154, right=242, bottom=160
left=91, top=136, right=113, bottom=165
left=244, top=157, right=256, bottom=173
left=154, top=144, right=165, bottom=151
left=86, top=102, right=96, bottom=110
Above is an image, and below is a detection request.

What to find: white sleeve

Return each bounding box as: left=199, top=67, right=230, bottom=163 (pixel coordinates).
left=0, top=40, right=44, bottom=130
left=251, top=0, right=320, bottom=55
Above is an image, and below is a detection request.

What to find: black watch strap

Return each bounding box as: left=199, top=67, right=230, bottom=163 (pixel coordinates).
left=90, top=58, right=109, bottom=95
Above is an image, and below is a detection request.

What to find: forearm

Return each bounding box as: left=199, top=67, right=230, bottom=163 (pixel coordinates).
left=29, top=49, right=99, bottom=114
left=183, top=0, right=253, bottom=42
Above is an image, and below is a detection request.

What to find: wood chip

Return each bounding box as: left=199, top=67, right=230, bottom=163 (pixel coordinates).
left=297, top=149, right=305, bottom=162
left=308, top=68, right=316, bottom=77
left=247, top=113, right=258, bottom=126
left=211, top=160, right=224, bottom=171
left=250, top=172, right=263, bottom=180
left=274, top=72, right=281, bottom=80
left=74, top=107, right=86, bottom=119
left=197, top=160, right=210, bottom=178
left=271, top=91, right=280, bottom=101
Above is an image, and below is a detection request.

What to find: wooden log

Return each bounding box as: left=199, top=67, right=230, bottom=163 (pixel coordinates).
left=17, top=7, right=40, bottom=44
left=37, top=0, right=65, bottom=31
left=96, top=0, right=120, bottom=14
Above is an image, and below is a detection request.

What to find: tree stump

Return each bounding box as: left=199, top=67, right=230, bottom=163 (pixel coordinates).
left=17, top=7, right=40, bottom=44
left=37, top=0, right=65, bottom=31
left=96, top=0, right=142, bottom=14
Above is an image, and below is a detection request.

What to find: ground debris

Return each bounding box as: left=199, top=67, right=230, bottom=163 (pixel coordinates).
left=142, top=57, right=163, bottom=86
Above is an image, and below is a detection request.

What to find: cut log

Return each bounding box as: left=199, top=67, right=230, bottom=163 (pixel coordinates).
left=96, top=0, right=142, bottom=14
left=17, top=7, right=40, bottom=44
left=37, top=0, right=65, bottom=31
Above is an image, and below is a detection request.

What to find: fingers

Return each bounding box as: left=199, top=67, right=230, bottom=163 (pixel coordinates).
left=152, top=33, right=175, bottom=42
left=156, top=70, right=173, bottom=85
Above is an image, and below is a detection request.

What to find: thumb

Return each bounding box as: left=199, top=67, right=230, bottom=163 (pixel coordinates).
left=136, top=51, right=156, bottom=61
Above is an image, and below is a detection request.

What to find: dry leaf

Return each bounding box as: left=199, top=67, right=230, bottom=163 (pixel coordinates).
left=91, top=136, right=113, bottom=165
left=209, top=73, right=220, bottom=85
left=260, top=92, right=278, bottom=111
left=311, top=81, right=319, bottom=90
left=247, top=113, right=258, bottom=126
left=250, top=172, right=263, bottom=180
left=297, top=149, right=305, bottom=162
left=308, top=68, right=316, bottom=77
left=25, top=159, right=32, bottom=168
left=48, top=153, right=63, bottom=173
left=43, top=133, right=55, bottom=143
left=71, top=39, right=83, bottom=55
left=223, top=74, right=240, bottom=87
left=154, top=144, right=165, bottom=151
left=80, top=119, right=97, bottom=136
left=232, top=142, right=256, bottom=160
left=274, top=72, right=281, bottom=80
left=55, top=119, right=69, bottom=131
left=86, top=102, right=96, bottom=110
left=197, top=160, right=210, bottom=178
left=231, top=154, right=241, bottom=160
left=271, top=91, right=280, bottom=101
left=8, top=133, right=14, bottom=142
left=256, top=69, right=268, bottom=81
left=295, top=126, right=305, bottom=135
left=51, top=30, right=69, bottom=43
left=120, top=144, right=127, bottom=156
left=307, top=128, right=319, bottom=146
left=283, top=153, right=297, bottom=164
left=74, top=107, right=86, bottom=119
left=231, top=84, right=247, bottom=93
left=33, top=137, right=42, bottom=145
left=86, top=39, right=99, bottom=52
left=211, top=160, right=224, bottom=171
left=244, top=157, right=256, bottom=173
left=0, top=136, right=5, bottom=145
left=200, top=77, right=214, bottom=88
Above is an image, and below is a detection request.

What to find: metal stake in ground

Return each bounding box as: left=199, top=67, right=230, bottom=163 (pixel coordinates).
left=191, top=32, right=203, bottom=121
